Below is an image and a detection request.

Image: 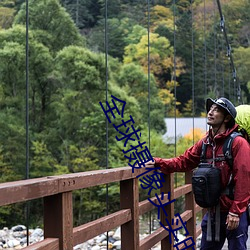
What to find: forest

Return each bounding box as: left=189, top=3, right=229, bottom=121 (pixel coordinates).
left=0, top=0, right=249, bottom=227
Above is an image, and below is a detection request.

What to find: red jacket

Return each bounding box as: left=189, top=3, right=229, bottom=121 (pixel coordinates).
left=154, top=124, right=250, bottom=216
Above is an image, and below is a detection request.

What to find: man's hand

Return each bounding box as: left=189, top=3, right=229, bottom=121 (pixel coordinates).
left=144, top=160, right=155, bottom=167
left=226, top=213, right=240, bottom=230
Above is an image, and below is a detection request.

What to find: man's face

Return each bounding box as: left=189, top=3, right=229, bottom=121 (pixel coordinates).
left=207, top=104, right=226, bottom=127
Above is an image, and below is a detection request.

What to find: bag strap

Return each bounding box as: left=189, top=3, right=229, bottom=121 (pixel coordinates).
left=222, top=132, right=243, bottom=199
left=223, top=131, right=242, bottom=170
left=200, top=142, right=208, bottom=163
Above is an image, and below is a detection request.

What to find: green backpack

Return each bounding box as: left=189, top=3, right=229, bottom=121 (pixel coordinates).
left=235, top=105, right=250, bottom=142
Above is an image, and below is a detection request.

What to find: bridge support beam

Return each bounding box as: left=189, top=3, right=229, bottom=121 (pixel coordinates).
left=120, top=178, right=139, bottom=250
left=44, top=192, right=73, bottom=250
left=185, top=171, right=197, bottom=247
left=161, top=173, right=174, bottom=250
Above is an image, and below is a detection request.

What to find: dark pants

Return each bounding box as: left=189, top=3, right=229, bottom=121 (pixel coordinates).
left=200, top=211, right=249, bottom=250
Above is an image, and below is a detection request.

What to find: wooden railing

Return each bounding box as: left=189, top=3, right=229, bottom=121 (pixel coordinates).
left=0, top=166, right=203, bottom=250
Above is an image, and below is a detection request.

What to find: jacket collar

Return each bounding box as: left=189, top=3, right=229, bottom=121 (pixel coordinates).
left=206, top=124, right=239, bottom=143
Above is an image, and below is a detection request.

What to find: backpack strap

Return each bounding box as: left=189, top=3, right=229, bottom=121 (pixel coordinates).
left=223, top=131, right=242, bottom=169
left=200, top=142, right=208, bottom=163
left=223, top=132, right=242, bottom=200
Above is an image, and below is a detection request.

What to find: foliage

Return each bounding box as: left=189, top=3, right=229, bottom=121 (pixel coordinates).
left=0, top=7, right=15, bottom=29
left=234, top=46, right=250, bottom=102
left=115, top=63, right=165, bottom=132
left=61, top=0, right=101, bottom=29
left=14, top=0, right=85, bottom=52
left=149, top=5, right=174, bottom=32
left=176, top=128, right=205, bottom=156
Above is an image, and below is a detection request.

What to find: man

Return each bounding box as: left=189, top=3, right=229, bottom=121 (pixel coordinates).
left=145, top=97, right=250, bottom=250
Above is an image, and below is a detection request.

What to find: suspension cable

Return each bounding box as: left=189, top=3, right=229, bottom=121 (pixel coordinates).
left=191, top=0, right=195, bottom=144
left=172, top=0, right=178, bottom=190
left=218, top=32, right=225, bottom=96
left=216, top=0, right=242, bottom=104
left=147, top=0, right=153, bottom=235
left=104, top=0, right=109, bottom=247
left=213, top=0, right=217, bottom=94
left=25, top=0, right=30, bottom=245
left=204, top=0, right=207, bottom=98
left=147, top=0, right=151, bottom=156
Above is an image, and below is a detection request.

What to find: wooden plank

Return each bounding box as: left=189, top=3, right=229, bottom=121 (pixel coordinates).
left=140, top=210, right=192, bottom=250
left=0, top=167, right=148, bottom=206
left=196, top=204, right=203, bottom=213
left=171, top=236, right=196, bottom=250
left=22, top=238, right=59, bottom=250
left=173, top=184, right=192, bottom=199
left=44, top=192, right=73, bottom=250
left=180, top=210, right=192, bottom=222
left=140, top=227, right=168, bottom=250
left=57, top=166, right=147, bottom=192
left=120, top=178, right=139, bottom=250
left=73, top=209, right=131, bottom=245
left=160, top=173, right=174, bottom=250
left=185, top=171, right=197, bottom=247
left=139, top=193, right=170, bottom=216
left=0, top=177, right=59, bottom=206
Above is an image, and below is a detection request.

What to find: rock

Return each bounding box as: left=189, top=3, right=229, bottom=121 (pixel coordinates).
left=73, top=243, right=87, bottom=249
left=95, top=234, right=106, bottom=243
left=113, top=227, right=120, bottom=240
left=15, top=245, right=23, bottom=249
left=30, top=228, right=43, bottom=238
left=107, top=231, right=114, bottom=237
left=20, top=237, right=27, bottom=245
left=113, top=240, right=121, bottom=249
left=108, top=236, right=116, bottom=243
left=12, top=231, right=25, bottom=238
left=92, top=245, right=101, bottom=250
left=0, top=230, right=7, bottom=238
left=87, top=238, right=94, bottom=245
left=7, top=239, right=20, bottom=247
left=11, top=226, right=26, bottom=232
left=100, top=240, right=108, bottom=246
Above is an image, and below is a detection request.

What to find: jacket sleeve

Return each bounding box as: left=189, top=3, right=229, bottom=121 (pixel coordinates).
left=229, top=136, right=250, bottom=215
left=154, top=140, right=203, bottom=175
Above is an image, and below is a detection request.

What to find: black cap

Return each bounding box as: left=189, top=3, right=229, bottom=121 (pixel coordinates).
left=206, top=97, right=237, bottom=119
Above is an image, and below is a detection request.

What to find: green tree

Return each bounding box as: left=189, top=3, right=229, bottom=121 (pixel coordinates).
left=86, top=17, right=139, bottom=60
left=61, top=0, right=101, bottom=29
left=234, top=46, right=250, bottom=102
left=50, top=46, right=142, bottom=167
left=116, top=63, right=165, bottom=132
left=14, top=0, right=84, bottom=52
left=0, top=6, right=15, bottom=29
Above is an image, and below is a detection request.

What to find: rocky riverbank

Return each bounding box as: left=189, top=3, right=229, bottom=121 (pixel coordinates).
left=0, top=225, right=160, bottom=250
left=0, top=225, right=201, bottom=249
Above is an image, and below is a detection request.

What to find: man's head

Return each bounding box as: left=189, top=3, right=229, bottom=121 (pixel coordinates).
left=206, top=97, right=237, bottom=128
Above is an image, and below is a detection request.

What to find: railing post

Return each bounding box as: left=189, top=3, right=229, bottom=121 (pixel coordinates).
left=185, top=171, right=197, bottom=247
left=161, top=173, right=174, bottom=250
left=44, top=192, right=73, bottom=250
left=120, top=178, right=139, bottom=250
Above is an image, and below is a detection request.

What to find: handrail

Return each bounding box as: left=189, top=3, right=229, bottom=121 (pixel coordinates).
left=0, top=166, right=203, bottom=249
